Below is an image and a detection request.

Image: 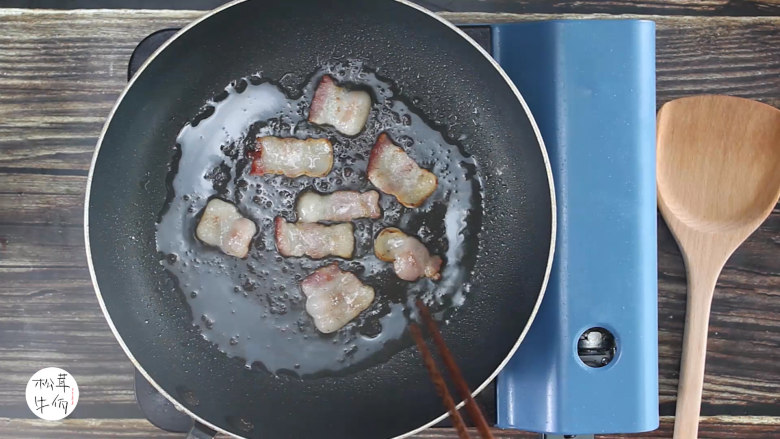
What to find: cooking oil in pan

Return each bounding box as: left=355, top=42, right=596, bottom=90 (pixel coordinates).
left=156, top=61, right=483, bottom=377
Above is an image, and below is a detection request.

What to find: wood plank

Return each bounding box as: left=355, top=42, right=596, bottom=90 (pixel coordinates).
left=0, top=418, right=179, bottom=439
left=0, top=10, right=777, bottom=174
left=433, top=0, right=780, bottom=16
left=0, top=193, right=82, bottom=226
left=605, top=415, right=780, bottom=438
left=0, top=9, right=201, bottom=171
left=0, top=267, right=140, bottom=416
left=0, top=172, right=86, bottom=195
left=0, top=224, right=85, bottom=267
left=0, top=207, right=777, bottom=417
left=443, top=13, right=780, bottom=109
left=0, top=12, right=776, bottom=226
left=0, top=7, right=777, bottom=429
left=0, top=173, right=85, bottom=225
left=0, top=206, right=775, bottom=412
left=0, top=0, right=778, bottom=16
left=656, top=207, right=780, bottom=416
left=0, top=416, right=778, bottom=438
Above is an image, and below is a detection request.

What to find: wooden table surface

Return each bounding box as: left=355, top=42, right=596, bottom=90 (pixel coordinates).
left=0, top=4, right=778, bottom=438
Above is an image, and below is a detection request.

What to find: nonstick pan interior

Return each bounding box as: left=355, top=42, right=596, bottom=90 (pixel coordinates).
left=86, top=1, right=554, bottom=437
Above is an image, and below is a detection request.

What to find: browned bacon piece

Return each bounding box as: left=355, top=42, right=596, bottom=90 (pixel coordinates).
left=296, top=190, right=381, bottom=223
left=274, top=217, right=354, bottom=259
left=374, top=227, right=442, bottom=281
left=301, top=262, right=375, bottom=333
left=308, top=75, right=371, bottom=136
left=250, top=136, right=333, bottom=178
left=367, top=133, right=437, bottom=208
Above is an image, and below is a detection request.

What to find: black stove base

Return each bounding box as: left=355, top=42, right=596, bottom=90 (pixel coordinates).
left=134, top=369, right=192, bottom=433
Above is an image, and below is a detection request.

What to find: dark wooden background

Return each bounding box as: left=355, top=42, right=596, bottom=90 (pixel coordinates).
left=0, top=1, right=778, bottom=437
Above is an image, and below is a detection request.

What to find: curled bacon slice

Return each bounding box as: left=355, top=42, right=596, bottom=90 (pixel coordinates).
left=250, top=136, right=333, bottom=178
left=308, top=75, right=372, bottom=136
left=296, top=190, right=381, bottom=223
left=367, top=133, right=437, bottom=208
left=301, top=262, right=375, bottom=334
left=274, top=217, right=354, bottom=259
left=195, top=198, right=256, bottom=258
left=374, top=227, right=442, bottom=281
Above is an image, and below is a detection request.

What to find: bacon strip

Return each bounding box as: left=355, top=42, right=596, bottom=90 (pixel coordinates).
left=296, top=190, right=381, bottom=223
left=374, top=227, right=442, bottom=281
left=250, top=136, right=333, bottom=178
left=274, top=217, right=354, bottom=259
left=308, top=75, right=372, bottom=136
left=367, top=133, right=437, bottom=208
left=301, top=262, right=375, bottom=333
left=195, top=198, right=256, bottom=258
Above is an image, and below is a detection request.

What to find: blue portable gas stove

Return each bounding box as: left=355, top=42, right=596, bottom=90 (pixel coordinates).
left=487, top=20, right=659, bottom=438
left=128, top=18, right=659, bottom=439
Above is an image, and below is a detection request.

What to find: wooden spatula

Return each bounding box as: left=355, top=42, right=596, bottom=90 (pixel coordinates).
left=656, top=95, right=780, bottom=439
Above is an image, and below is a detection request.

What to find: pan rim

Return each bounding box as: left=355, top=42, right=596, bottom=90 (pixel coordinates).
left=84, top=1, right=557, bottom=438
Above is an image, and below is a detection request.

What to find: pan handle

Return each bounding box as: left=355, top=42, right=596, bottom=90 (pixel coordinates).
left=186, top=422, right=217, bottom=439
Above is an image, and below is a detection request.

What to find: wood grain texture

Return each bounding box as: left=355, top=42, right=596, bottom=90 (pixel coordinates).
left=432, top=0, right=780, bottom=16
left=1, top=0, right=780, bottom=15
left=656, top=206, right=780, bottom=417
left=656, top=96, right=780, bottom=438
left=0, top=267, right=142, bottom=418
left=0, top=7, right=777, bottom=437
left=0, top=9, right=199, bottom=172
left=0, top=417, right=778, bottom=438
left=0, top=0, right=778, bottom=15
left=0, top=173, right=86, bottom=227
left=0, top=10, right=775, bottom=200
left=443, top=13, right=780, bottom=109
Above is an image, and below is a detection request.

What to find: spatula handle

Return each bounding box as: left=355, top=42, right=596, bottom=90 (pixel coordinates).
left=674, top=268, right=719, bottom=439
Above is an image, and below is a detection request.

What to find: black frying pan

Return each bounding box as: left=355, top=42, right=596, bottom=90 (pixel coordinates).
left=86, top=1, right=554, bottom=438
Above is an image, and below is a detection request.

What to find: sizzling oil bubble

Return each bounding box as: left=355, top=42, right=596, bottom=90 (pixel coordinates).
left=156, top=60, right=482, bottom=377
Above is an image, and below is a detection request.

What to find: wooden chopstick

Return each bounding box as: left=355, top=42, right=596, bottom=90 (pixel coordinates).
left=409, top=322, right=471, bottom=439
left=416, top=300, right=495, bottom=439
